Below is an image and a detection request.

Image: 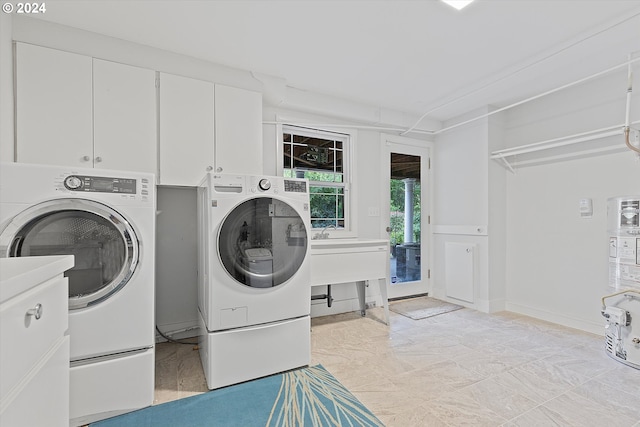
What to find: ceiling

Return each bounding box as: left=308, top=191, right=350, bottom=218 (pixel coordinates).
left=29, top=1, right=640, bottom=128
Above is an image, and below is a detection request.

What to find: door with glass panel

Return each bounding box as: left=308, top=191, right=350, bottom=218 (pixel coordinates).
left=381, top=136, right=431, bottom=299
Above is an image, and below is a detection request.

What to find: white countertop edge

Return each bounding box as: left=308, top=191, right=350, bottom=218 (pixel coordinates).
left=0, top=255, right=75, bottom=304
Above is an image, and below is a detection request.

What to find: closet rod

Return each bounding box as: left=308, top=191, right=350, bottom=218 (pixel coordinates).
left=490, top=119, right=640, bottom=159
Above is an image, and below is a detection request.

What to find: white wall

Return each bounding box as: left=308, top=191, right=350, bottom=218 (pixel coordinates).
left=155, top=187, right=199, bottom=339
left=430, top=59, right=640, bottom=334
left=502, top=65, right=640, bottom=333
left=0, top=13, right=13, bottom=162
left=505, top=152, right=639, bottom=334
left=432, top=108, right=497, bottom=311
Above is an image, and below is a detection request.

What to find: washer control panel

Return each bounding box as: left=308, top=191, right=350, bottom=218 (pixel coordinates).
left=284, top=179, right=307, bottom=193
left=63, top=175, right=137, bottom=194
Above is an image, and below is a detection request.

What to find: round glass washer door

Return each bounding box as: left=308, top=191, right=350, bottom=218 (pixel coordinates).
left=0, top=199, right=139, bottom=309
left=218, top=197, right=308, bottom=288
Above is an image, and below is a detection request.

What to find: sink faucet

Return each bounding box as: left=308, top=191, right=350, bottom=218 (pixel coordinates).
left=313, top=224, right=336, bottom=240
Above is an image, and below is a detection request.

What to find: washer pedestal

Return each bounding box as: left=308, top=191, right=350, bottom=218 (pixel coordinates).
left=198, top=312, right=310, bottom=390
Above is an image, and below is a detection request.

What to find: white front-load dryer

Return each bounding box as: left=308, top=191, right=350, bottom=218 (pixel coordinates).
left=0, top=162, right=156, bottom=426
left=197, top=173, right=311, bottom=389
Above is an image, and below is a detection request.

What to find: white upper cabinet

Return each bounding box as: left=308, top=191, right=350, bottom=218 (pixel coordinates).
left=16, top=43, right=93, bottom=167
left=93, top=59, right=157, bottom=174
left=158, top=73, right=215, bottom=186
left=158, top=73, right=263, bottom=186
left=214, top=84, right=263, bottom=176
left=15, top=43, right=156, bottom=173
left=16, top=43, right=263, bottom=183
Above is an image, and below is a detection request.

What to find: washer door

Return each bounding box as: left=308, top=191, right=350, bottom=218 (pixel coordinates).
left=218, top=197, right=308, bottom=288
left=0, top=199, right=139, bottom=309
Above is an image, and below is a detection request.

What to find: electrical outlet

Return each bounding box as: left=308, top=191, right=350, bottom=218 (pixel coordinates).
left=365, top=301, right=377, bottom=309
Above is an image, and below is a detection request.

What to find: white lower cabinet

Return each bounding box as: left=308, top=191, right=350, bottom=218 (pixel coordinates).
left=1, top=337, right=70, bottom=427
left=0, top=256, right=74, bottom=427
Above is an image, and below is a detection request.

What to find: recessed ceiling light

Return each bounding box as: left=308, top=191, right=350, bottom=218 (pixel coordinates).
left=441, top=0, right=475, bottom=10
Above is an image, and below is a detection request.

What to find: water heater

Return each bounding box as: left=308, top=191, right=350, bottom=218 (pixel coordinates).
left=602, top=196, right=640, bottom=369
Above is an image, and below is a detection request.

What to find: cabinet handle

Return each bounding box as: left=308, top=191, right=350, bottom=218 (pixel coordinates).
left=95, top=157, right=103, bottom=163
left=206, top=166, right=213, bottom=172
left=82, top=156, right=91, bottom=162
left=216, top=167, right=223, bottom=172
left=26, top=303, right=43, bottom=320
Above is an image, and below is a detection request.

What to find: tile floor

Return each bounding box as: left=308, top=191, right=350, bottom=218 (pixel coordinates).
left=154, top=306, right=640, bottom=426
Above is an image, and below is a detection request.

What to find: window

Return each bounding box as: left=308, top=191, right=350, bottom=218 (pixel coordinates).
left=282, top=125, right=350, bottom=229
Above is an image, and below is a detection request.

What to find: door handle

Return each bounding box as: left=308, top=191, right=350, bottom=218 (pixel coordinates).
left=386, top=226, right=392, bottom=233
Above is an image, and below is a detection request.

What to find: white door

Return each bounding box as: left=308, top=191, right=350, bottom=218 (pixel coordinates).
left=214, top=84, right=263, bottom=175
left=159, top=73, right=215, bottom=186
left=380, top=134, right=432, bottom=299
left=15, top=43, right=93, bottom=167
left=93, top=59, right=157, bottom=173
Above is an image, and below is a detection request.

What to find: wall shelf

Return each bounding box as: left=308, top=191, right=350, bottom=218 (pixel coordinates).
left=491, top=122, right=639, bottom=172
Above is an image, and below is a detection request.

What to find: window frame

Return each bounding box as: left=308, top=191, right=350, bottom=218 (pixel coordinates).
left=276, top=121, right=357, bottom=238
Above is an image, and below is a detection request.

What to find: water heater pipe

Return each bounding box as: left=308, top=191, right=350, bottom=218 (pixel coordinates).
left=601, top=289, right=640, bottom=310
left=624, top=54, right=640, bottom=155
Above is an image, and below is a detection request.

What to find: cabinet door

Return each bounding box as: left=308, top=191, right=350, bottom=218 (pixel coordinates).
left=93, top=59, right=157, bottom=174
left=159, top=73, right=214, bottom=186
left=15, top=43, right=93, bottom=167
left=0, top=337, right=69, bottom=427
left=214, top=85, right=263, bottom=175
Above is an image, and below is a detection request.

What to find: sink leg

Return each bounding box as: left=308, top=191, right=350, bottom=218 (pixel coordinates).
left=356, top=281, right=366, bottom=316
left=379, top=277, right=390, bottom=325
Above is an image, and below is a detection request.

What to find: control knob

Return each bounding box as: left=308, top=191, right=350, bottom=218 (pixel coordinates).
left=64, top=176, right=82, bottom=190
left=258, top=178, right=271, bottom=191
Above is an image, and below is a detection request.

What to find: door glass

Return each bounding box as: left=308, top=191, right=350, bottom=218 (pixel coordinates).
left=390, top=153, right=421, bottom=284
left=218, top=198, right=307, bottom=288
left=10, top=210, right=128, bottom=300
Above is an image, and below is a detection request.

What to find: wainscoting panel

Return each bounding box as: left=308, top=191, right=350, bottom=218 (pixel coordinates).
left=445, top=242, right=475, bottom=303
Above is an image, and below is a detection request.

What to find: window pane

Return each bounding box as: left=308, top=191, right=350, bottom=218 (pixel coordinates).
left=309, top=186, right=344, bottom=228
left=282, top=126, right=348, bottom=229
left=283, top=135, right=343, bottom=173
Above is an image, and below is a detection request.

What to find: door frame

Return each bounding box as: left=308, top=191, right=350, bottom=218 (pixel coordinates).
left=380, top=133, right=433, bottom=299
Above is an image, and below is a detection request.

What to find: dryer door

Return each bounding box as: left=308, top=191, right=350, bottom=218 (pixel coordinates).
left=218, top=197, right=308, bottom=288
left=0, top=199, right=139, bottom=309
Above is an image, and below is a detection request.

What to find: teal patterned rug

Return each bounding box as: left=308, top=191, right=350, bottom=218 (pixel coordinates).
left=91, top=365, right=384, bottom=427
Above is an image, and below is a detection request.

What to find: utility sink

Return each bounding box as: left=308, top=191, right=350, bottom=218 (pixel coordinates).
left=309, top=238, right=390, bottom=325
left=310, top=239, right=389, bottom=284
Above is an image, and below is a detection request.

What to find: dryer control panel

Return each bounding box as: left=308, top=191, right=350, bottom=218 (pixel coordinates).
left=63, top=175, right=137, bottom=194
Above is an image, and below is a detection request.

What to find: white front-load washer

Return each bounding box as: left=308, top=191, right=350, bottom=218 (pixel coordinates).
left=197, top=173, right=311, bottom=389
left=0, top=162, right=156, bottom=426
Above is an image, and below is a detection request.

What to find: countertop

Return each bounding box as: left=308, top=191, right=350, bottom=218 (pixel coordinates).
left=0, top=255, right=74, bottom=304
left=310, top=238, right=389, bottom=252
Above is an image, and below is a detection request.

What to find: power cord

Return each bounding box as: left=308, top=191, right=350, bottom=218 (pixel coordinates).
left=155, top=325, right=198, bottom=346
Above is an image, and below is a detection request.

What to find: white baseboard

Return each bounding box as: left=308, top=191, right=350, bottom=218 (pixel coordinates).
left=505, top=302, right=603, bottom=335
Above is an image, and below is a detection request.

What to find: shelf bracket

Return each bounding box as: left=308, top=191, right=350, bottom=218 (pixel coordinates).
left=496, top=154, right=516, bottom=174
